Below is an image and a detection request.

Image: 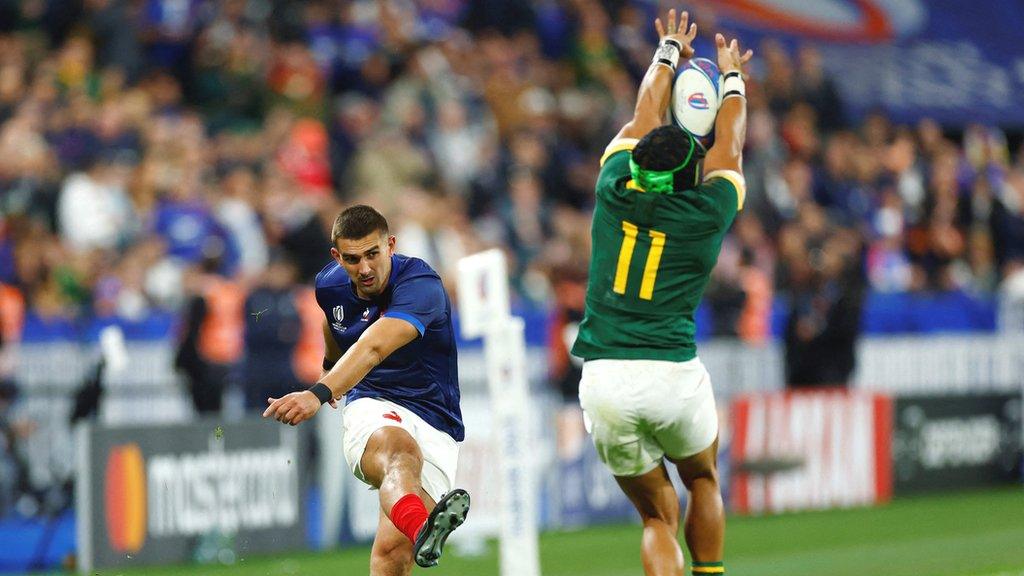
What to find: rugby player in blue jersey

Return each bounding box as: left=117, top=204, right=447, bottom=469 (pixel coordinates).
left=264, top=205, right=469, bottom=573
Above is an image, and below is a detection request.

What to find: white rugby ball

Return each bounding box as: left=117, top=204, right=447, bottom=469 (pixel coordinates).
left=669, top=57, right=721, bottom=150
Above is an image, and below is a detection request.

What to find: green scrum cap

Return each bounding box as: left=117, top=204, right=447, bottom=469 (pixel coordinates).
left=628, top=129, right=698, bottom=195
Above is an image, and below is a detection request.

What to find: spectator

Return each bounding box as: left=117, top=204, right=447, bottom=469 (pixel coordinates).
left=138, top=0, right=204, bottom=80
left=993, top=170, right=1024, bottom=271
left=242, top=253, right=303, bottom=411
left=85, top=0, right=143, bottom=80
left=0, top=0, right=1019, bottom=418
left=57, top=153, right=134, bottom=251
left=173, top=249, right=244, bottom=415
left=395, top=186, right=469, bottom=283
left=0, top=381, right=34, bottom=514
left=215, top=166, right=268, bottom=280
left=795, top=45, right=845, bottom=131
left=783, top=226, right=866, bottom=387
left=151, top=173, right=237, bottom=273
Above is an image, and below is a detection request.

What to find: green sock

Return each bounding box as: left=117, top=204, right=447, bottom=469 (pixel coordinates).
left=692, top=560, right=724, bottom=575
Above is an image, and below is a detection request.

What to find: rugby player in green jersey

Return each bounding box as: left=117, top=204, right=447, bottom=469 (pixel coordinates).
left=571, top=8, right=752, bottom=576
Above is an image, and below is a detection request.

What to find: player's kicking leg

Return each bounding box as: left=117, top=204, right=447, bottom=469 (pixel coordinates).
left=359, top=425, right=469, bottom=572
left=670, top=438, right=725, bottom=576
left=616, top=464, right=685, bottom=576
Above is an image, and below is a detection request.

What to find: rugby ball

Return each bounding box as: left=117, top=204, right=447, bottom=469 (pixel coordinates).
left=669, top=58, right=721, bottom=150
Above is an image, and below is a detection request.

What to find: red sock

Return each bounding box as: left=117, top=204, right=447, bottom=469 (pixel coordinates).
left=390, top=493, right=429, bottom=543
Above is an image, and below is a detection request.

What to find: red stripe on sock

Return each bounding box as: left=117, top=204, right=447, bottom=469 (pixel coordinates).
left=390, top=493, right=429, bottom=543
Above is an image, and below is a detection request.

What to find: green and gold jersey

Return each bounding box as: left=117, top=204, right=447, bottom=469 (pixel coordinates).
left=571, top=138, right=746, bottom=362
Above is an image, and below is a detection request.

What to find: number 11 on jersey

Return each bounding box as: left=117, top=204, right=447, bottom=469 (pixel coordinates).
left=613, top=221, right=665, bottom=300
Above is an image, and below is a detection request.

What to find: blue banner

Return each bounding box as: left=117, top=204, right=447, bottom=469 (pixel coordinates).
left=698, top=0, right=1024, bottom=125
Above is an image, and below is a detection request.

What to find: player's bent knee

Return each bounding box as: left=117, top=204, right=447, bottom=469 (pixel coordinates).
left=363, top=427, right=424, bottom=482
left=676, top=455, right=718, bottom=488
left=683, top=468, right=719, bottom=492
left=368, top=426, right=423, bottom=459
left=628, top=491, right=679, bottom=524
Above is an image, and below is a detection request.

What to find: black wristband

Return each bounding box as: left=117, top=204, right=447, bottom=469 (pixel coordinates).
left=309, top=382, right=333, bottom=404
left=724, top=71, right=742, bottom=80
left=322, top=357, right=335, bottom=371
left=656, top=58, right=676, bottom=71
left=662, top=38, right=682, bottom=51
left=723, top=90, right=745, bottom=99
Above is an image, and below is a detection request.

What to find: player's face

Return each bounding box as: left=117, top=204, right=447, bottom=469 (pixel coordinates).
left=331, top=232, right=396, bottom=298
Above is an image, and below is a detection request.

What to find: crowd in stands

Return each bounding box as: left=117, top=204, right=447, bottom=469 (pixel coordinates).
left=0, top=0, right=1023, bottom=376
left=1, top=0, right=1024, bottom=524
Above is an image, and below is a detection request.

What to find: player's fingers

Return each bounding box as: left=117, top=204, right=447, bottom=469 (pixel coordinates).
left=741, top=49, right=754, bottom=63
left=655, top=17, right=664, bottom=38
left=262, top=399, right=278, bottom=418
left=282, top=405, right=300, bottom=424
left=667, top=9, right=675, bottom=34
left=715, top=33, right=725, bottom=47
left=686, top=23, right=697, bottom=41
left=730, top=38, right=738, bottom=52
left=678, top=11, right=688, bottom=34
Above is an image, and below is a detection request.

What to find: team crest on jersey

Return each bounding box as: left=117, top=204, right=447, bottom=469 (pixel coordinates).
left=331, top=306, right=346, bottom=332
left=361, top=308, right=371, bottom=322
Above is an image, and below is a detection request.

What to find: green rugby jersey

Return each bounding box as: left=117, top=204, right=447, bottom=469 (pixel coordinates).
left=571, top=138, right=746, bottom=362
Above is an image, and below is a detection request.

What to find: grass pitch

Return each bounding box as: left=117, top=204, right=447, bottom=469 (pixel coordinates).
left=84, top=487, right=1024, bottom=576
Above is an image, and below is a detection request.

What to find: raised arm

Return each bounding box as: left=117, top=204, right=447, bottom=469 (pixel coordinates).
left=702, top=33, right=753, bottom=176
left=608, top=9, right=697, bottom=147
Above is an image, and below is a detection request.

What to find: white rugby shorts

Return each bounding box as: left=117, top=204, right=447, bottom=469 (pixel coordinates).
left=342, top=397, right=459, bottom=503
left=579, top=357, right=718, bottom=477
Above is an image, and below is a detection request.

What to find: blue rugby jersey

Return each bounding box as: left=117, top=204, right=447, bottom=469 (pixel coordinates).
left=314, top=254, right=464, bottom=441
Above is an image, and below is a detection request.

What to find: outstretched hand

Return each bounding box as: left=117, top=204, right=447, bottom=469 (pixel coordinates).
left=264, top=390, right=325, bottom=426
left=715, top=33, right=753, bottom=75
left=655, top=9, right=697, bottom=60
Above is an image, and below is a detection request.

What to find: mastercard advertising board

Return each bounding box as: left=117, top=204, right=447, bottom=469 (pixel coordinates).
left=75, top=418, right=306, bottom=573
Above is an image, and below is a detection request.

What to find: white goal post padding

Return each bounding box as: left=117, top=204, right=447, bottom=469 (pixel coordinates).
left=457, top=249, right=541, bottom=576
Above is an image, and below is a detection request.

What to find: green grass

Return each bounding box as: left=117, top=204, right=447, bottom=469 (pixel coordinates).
left=78, top=487, right=1024, bottom=576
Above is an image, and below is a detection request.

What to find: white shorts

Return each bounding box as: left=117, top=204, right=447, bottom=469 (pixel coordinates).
left=342, top=397, right=459, bottom=503
left=579, top=357, right=718, bottom=477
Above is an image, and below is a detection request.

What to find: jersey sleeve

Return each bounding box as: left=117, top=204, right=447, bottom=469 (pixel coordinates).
left=702, top=169, right=746, bottom=213
left=382, top=275, right=447, bottom=336
left=595, top=138, right=639, bottom=196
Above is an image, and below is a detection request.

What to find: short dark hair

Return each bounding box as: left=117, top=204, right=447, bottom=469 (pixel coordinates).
left=332, top=205, right=389, bottom=244
left=632, top=125, right=696, bottom=171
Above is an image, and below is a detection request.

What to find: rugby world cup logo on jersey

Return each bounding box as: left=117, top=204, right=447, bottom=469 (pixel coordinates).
left=332, top=305, right=346, bottom=332
left=104, top=444, right=147, bottom=553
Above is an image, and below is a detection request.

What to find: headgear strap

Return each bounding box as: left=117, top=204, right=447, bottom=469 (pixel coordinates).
left=628, top=133, right=696, bottom=195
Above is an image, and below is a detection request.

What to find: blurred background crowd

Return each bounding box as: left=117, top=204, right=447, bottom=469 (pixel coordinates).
left=1, top=0, right=1023, bottom=437
left=0, top=0, right=1021, bottom=561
